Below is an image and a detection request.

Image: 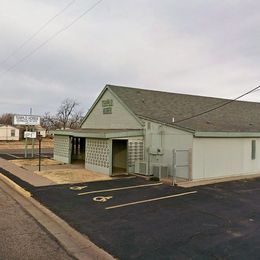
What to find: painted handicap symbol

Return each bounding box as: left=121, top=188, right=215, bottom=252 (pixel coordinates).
left=70, top=186, right=88, bottom=191
left=93, top=196, right=113, bottom=202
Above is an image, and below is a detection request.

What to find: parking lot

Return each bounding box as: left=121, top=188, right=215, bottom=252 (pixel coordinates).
left=0, top=169, right=257, bottom=259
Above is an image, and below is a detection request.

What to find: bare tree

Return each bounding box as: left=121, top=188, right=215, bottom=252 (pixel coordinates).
left=41, top=99, right=83, bottom=130
left=0, top=113, right=13, bottom=125
left=69, top=110, right=83, bottom=129
left=56, top=98, right=82, bottom=129
left=41, top=112, right=60, bottom=131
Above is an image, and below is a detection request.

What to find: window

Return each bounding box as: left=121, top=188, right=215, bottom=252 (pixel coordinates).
left=251, top=140, right=256, bottom=160
left=11, top=129, right=15, bottom=137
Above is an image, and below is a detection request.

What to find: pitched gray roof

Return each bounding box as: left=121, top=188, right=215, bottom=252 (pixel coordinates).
left=108, top=85, right=260, bottom=132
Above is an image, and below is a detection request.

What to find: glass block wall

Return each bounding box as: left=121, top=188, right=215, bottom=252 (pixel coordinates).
left=85, top=139, right=110, bottom=168
left=128, top=140, right=144, bottom=168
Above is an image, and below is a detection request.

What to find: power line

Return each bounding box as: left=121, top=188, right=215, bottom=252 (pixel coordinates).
left=174, top=85, right=260, bottom=124
left=0, top=0, right=76, bottom=67
left=0, top=0, right=104, bottom=76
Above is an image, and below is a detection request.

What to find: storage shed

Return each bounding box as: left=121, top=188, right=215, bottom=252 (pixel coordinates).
left=54, top=85, right=260, bottom=181
left=0, top=125, right=20, bottom=141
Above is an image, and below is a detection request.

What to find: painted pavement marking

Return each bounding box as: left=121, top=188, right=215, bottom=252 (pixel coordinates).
left=93, top=196, right=113, bottom=202
left=78, top=182, right=163, bottom=196
left=70, top=185, right=88, bottom=191
left=106, top=191, right=198, bottom=210
left=5, top=153, right=23, bottom=159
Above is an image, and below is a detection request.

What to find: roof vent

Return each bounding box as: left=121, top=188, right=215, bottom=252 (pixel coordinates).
left=172, top=117, right=175, bottom=123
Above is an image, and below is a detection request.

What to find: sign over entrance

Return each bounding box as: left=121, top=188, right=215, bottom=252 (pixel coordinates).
left=13, top=115, right=40, bottom=126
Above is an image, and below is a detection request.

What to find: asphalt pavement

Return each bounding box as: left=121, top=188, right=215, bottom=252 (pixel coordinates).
left=1, top=166, right=260, bottom=259
left=0, top=148, right=53, bottom=160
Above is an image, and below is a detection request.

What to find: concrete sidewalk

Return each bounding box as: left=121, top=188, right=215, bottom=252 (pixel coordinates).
left=0, top=158, right=55, bottom=187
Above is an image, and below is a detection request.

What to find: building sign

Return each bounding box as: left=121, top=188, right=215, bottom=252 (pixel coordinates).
left=102, top=99, right=113, bottom=107
left=102, top=99, right=113, bottom=114
left=24, top=131, right=37, bottom=139
left=13, top=115, right=41, bottom=126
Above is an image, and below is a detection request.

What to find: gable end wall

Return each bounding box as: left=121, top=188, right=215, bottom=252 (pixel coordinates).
left=81, top=89, right=142, bottom=129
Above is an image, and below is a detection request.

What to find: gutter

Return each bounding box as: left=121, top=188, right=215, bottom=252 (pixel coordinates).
left=194, top=131, right=260, bottom=138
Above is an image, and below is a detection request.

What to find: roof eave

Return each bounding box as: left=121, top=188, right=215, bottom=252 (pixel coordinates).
left=54, top=129, right=144, bottom=139
left=137, top=115, right=195, bottom=134
left=195, top=131, right=260, bottom=138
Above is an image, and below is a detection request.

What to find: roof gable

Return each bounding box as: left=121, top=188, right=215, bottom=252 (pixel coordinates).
left=80, top=86, right=143, bottom=129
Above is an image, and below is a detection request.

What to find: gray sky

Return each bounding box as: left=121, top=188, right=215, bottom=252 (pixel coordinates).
left=0, top=0, right=259, bottom=115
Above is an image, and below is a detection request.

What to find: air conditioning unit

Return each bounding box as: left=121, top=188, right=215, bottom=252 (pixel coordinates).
left=152, top=164, right=160, bottom=178
left=161, top=165, right=169, bottom=179
left=151, top=164, right=169, bottom=179
left=134, top=161, right=149, bottom=175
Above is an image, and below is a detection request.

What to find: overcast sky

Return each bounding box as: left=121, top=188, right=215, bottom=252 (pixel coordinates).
left=0, top=0, right=259, bottom=115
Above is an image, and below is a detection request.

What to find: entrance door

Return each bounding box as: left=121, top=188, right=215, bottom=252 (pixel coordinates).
left=112, top=140, right=128, bottom=175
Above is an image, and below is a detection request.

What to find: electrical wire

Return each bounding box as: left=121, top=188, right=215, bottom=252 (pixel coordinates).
left=174, top=85, right=260, bottom=124
left=0, top=0, right=104, bottom=76
left=0, top=0, right=76, bottom=67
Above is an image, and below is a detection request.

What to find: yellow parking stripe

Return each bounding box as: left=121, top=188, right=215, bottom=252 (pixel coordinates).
left=106, top=191, right=197, bottom=210
left=78, top=182, right=163, bottom=196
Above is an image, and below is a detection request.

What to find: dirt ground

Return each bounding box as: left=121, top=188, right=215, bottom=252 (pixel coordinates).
left=11, top=158, right=112, bottom=184
left=35, top=169, right=112, bottom=184
left=10, top=158, right=62, bottom=167
left=0, top=138, right=53, bottom=149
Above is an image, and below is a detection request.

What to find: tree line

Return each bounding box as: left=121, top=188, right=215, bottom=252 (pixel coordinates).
left=0, top=98, right=83, bottom=131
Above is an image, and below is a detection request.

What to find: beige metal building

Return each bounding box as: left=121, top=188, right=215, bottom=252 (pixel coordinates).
left=0, top=125, right=20, bottom=141
left=54, top=85, right=260, bottom=181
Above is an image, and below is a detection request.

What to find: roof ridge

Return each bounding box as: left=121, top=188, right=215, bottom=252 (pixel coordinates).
left=107, top=84, right=260, bottom=105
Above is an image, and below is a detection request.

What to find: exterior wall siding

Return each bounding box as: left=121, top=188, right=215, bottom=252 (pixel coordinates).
left=0, top=126, right=19, bottom=141
left=81, top=90, right=142, bottom=129
left=192, top=138, right=260, bottom=180
left=85, top=138, right=110, bottom=175
left=144, top=120, right=193, bottom=175
left=54, top=135, right=71, bottom=163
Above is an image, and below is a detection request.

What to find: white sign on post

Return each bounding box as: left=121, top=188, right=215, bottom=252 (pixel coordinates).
left=13, top=115, right=40, bottom=126
left=24, top=131, right=37, bottom=139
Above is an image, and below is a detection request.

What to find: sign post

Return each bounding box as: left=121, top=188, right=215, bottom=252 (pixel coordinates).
left=13, top=114, right=40, bottom=159
left=25, top=126, right=28, bottom=158
left=32, top=126, right=35, bottom=158
left=38, top=134, right=42, bottom=171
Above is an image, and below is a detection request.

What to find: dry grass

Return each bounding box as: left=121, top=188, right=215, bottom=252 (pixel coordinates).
left=10, top=157, right=112, bottom=184
left=0, top=138, right=53, bottom=149
left=35, top=168, right=112, bottom=184
left=10, top=158, right=62, bottom=167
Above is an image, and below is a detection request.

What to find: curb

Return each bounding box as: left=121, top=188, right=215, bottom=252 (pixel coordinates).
left=0, top=173, right=31, bottom=197
left=177, top=173, right=260, bottom=188
left=0, top=173, right=115, bottom=260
